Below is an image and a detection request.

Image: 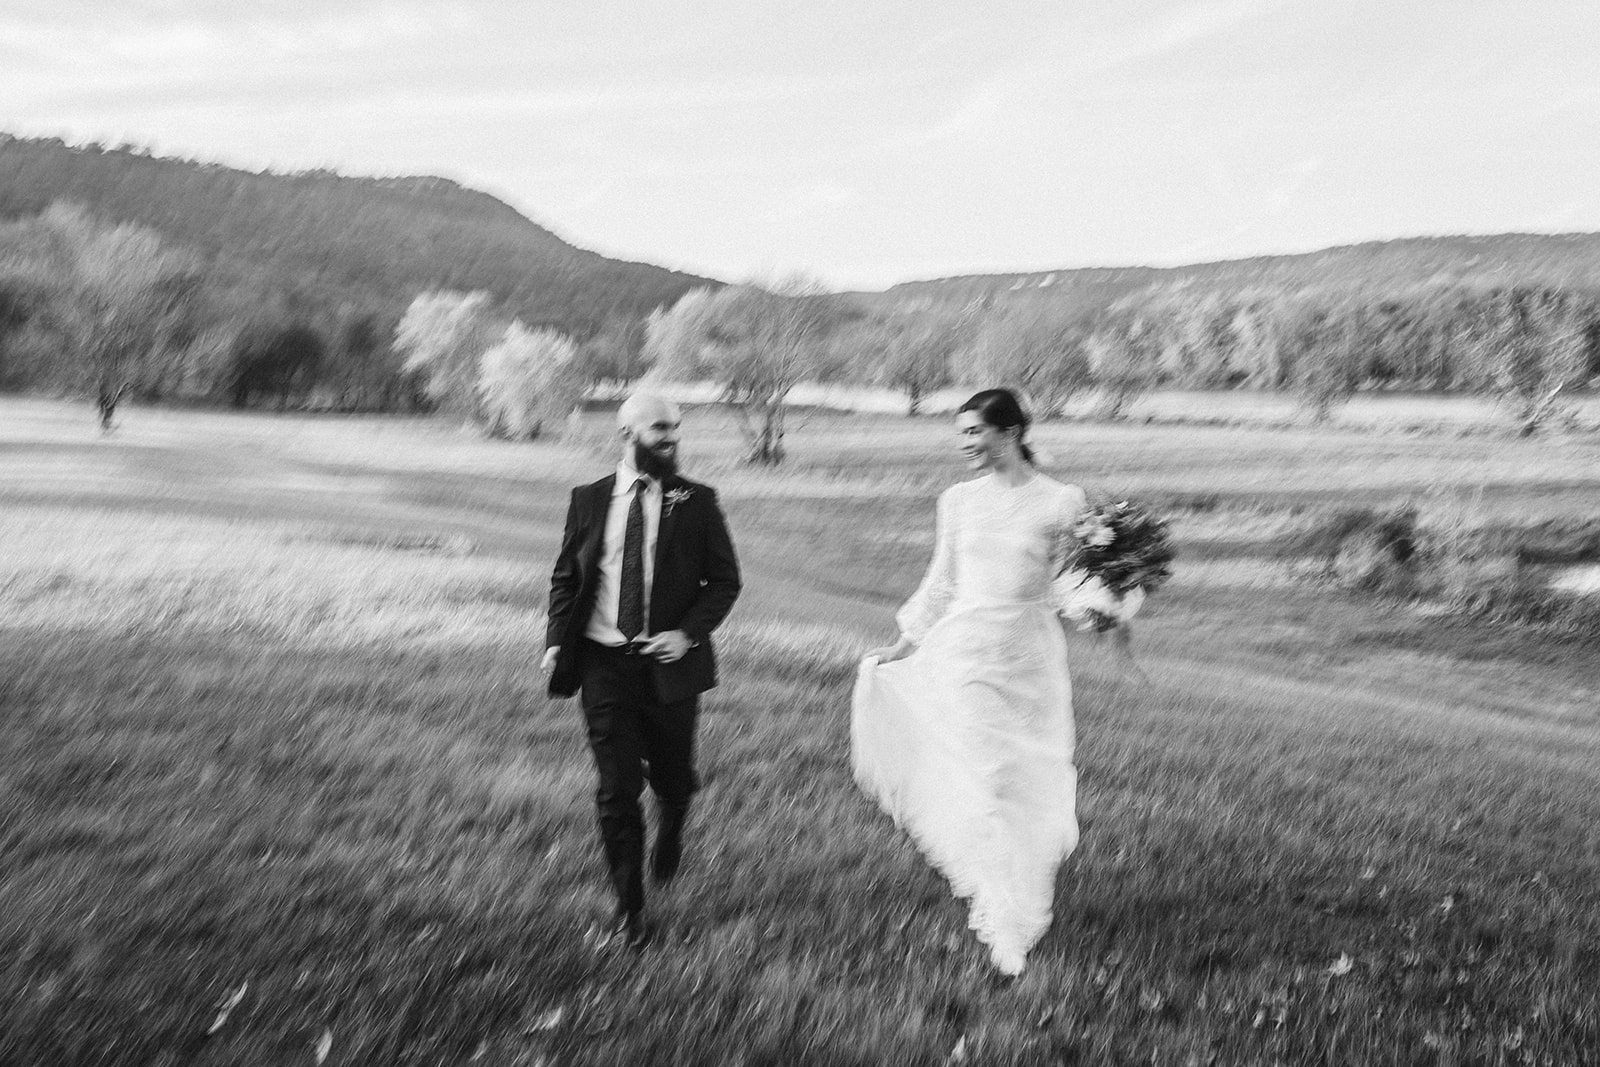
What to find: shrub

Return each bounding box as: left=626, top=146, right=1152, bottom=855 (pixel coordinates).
left=1283, top=504, right=1419, bottom=592
left=1413, top=500, right=1600, bottom=640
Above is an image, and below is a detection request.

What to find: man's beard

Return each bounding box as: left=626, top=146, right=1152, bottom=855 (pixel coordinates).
left=633, top=439, right=678, bottom=479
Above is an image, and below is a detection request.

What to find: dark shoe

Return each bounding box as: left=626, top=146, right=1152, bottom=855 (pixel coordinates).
left=608, top=909, right=649, bottom=952
left=650, top=831, right=682, bottom=885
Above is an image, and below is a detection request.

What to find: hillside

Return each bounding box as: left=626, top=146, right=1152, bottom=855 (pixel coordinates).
left=873, top=232, right=1600, bottom=311
left=0, top=134, right=715, bottom=335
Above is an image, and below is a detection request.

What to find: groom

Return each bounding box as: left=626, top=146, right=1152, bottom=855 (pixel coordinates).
left=541, top=393, right=741, bottom=950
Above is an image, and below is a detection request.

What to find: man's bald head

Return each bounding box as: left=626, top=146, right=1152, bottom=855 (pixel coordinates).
left=617, top=392, right=680, bottom=434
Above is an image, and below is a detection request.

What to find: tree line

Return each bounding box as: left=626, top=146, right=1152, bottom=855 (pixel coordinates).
left=638, top=275, right=1600, bottom=461
left=4, top=193, right=1599, bottom=455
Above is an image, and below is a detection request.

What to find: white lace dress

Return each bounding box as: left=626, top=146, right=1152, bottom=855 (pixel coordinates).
left=852, top=473, right=1088, bottom=975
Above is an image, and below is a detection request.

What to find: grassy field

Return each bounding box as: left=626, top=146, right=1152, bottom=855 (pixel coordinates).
left=2, top=396, right=1598, bottom=1066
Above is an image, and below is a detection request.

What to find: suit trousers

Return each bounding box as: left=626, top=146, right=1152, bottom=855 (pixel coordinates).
left=579, top=640, right=699, bottom=914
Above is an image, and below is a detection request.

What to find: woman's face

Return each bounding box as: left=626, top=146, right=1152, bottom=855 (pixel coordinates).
left=956, top=410, right=1012, bottom=470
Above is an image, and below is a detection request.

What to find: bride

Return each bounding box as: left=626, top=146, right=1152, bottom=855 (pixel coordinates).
left=853, top=388, right=1090, bottom=976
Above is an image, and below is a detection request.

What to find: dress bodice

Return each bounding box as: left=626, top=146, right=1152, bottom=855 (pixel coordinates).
left=896, top=474, right=1088, bottom=640
left=950, top=475, right=1085, bottom=603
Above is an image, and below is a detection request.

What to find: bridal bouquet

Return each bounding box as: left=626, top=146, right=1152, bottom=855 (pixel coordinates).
left=1057, top=500, right=1176, bottom=633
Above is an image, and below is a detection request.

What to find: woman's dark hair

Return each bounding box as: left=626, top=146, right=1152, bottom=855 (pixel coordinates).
left=958, top=388, right=1036, bottom=466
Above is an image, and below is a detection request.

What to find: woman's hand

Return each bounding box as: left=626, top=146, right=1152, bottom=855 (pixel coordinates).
left=864, top=635, right=916, bottom=664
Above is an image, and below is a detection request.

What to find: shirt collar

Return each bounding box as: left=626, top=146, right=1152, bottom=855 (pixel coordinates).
left=614, top=461, right=658, bottom=495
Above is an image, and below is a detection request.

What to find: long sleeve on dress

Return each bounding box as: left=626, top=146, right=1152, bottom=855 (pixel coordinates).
left=895, top=488, right=958, bottom=642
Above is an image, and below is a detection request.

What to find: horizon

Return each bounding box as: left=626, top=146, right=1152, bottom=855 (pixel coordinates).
left=11, top=128, right=1600, bottom=295
left=4, top=2, right=1598, bottom=290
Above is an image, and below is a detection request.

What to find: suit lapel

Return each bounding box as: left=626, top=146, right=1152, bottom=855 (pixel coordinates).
left=580, top=475, right=615, bottom=564
left=653, top=474, right=683, bottom=577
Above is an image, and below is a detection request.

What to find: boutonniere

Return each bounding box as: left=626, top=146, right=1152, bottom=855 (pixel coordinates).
left=663, top=487, right=694, bottom=516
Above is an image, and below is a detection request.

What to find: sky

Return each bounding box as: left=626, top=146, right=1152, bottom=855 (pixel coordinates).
left=3, top=0, right=1599, bottom=290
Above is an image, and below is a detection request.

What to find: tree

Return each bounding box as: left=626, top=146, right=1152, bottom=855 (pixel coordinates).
left=321, top=307, right=403, bottom=411
left=1284, top=298, right=1359, bottom=423
left=0, top=271, right=42, bottom=388
left=393, top=290, right=499, bottom=417
left=959, top=299, right=1094, bottom=416
left=1228, top=295, right=1290, bottom=388
left=1081, top=307, right=1161, bottom=419
left=1151, top=293, right=1240, bottom=388
left=1483, top=287, right=1590, bottom=435
left=645, top=279, right=849, bottom=464
left=32, top=203, right=204, bottom=429
left=578, top=315, right=649, bottom=385
left=477, top=323, right=583, bottom=439
left=856, top=302, right=968, bottom=415
left=227, top=323, right=326, bottom=409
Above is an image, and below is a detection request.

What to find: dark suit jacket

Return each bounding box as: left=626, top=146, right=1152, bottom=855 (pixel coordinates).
left=546, top=472, right=741, bottom=704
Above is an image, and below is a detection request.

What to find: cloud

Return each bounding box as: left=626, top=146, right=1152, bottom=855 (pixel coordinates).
left=0, top=3, right=468, bottom=117
left=1062, top=0, right=1292, bottom=79
left=873, top=73, right=1022, bottom=154
left=864, top=0, right=1290, bottom=158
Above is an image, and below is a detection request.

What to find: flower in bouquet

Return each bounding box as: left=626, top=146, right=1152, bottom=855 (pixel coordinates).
left=1056, top=499, right=1175, bottom=632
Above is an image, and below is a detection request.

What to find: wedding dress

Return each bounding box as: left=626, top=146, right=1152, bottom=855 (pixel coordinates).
left=852, top=472, right=1089, bottom=975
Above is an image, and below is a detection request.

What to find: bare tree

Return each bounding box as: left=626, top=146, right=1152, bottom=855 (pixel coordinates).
left=1487, top=288, right=1589, bottom=435
left=960, top=299, right=1094, bottom=416
left=856, top=301, right=970, bottom=415
left=645, top=279, right=849, bottom=464
left=1082, top=306, right=1162, bottom=419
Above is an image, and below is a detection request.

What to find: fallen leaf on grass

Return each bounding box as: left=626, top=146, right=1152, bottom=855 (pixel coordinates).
left=525, top=1006, right=565, bottom=1033
left=947, top=1035, right=968, bottom=1063
left=1328, top=954, right=1354, bottom=976
left=1253, top=1004, right=1287, bottom=1030
left=207, top=981, right=248, bottom=1034
left=314, top=1029, right=332, bottom=1063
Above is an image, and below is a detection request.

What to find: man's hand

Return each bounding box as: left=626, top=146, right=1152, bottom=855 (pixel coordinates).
left=539, top=646, right=560, bottom=673
left=640, top=630, right=693, bottom=664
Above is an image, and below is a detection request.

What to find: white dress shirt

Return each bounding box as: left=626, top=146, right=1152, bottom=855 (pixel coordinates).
left=585, top=461, right=662, bottom=646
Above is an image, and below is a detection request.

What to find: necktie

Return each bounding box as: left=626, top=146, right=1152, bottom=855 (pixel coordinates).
left=617, top=477, right=647, bottom=640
